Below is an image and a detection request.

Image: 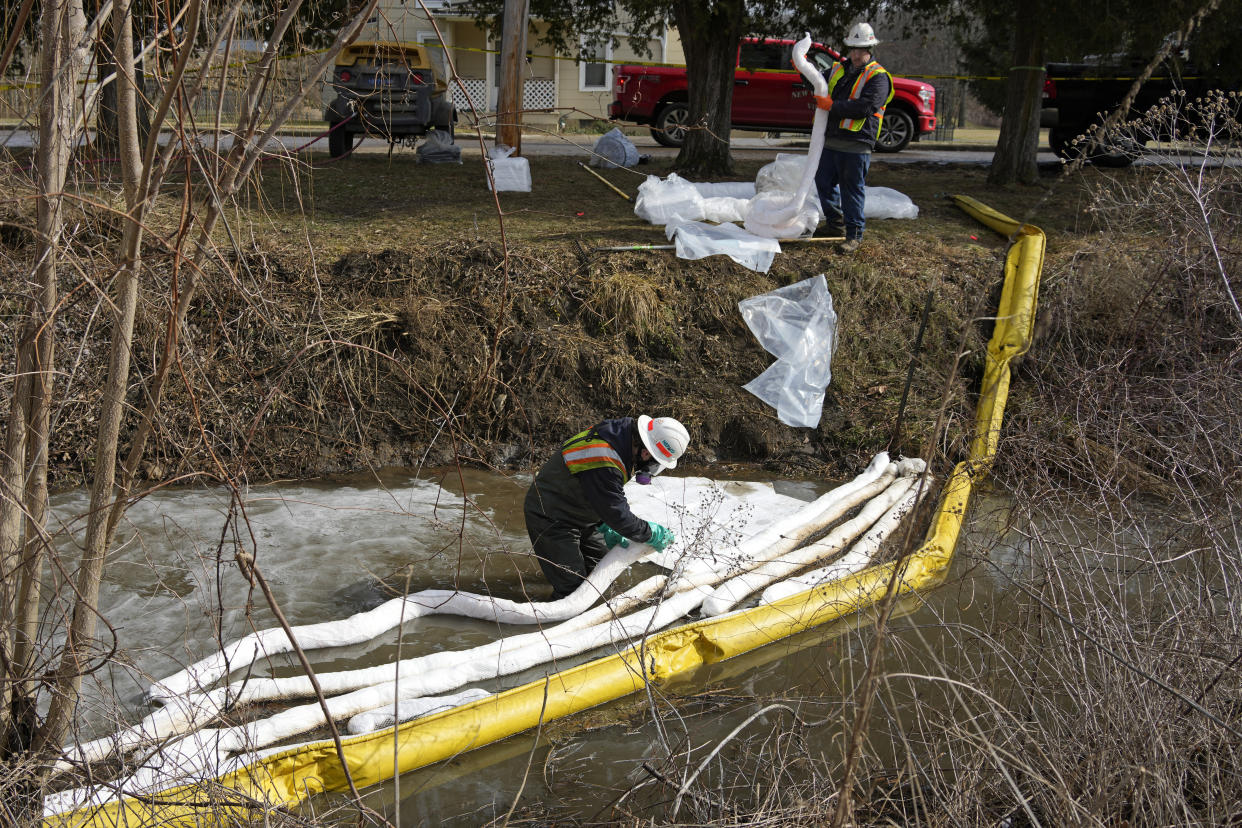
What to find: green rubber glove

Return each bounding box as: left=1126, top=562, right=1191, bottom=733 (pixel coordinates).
left=646, top=521, right=674, bottom=552
left=600, top=524, right=629, bottom=549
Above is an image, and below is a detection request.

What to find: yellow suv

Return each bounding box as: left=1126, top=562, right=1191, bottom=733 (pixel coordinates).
left=323, top=41, right=456, bottom=158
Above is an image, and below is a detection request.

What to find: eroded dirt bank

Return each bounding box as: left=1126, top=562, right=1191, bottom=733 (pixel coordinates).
left=8, top=229, right=1004, bottom=490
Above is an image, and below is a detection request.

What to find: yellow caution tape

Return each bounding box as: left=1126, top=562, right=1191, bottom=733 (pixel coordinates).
left=44, top=198, right=1044, bottom=828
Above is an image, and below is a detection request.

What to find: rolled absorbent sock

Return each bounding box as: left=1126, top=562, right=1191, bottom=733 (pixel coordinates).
left=73, top=455, right=894, bottom=770
left=744, top=33, right=829, bottom=239
left=700, top=460, right=925, bottom=616
left=147, top=537, right=656, bottom=702
left=760, top=472, right=932, bottom=605
left=347, top=687, right=494, bottom=734
left=660, top=453, right=895, bottom=581
left=52, top=454, right=912, bottom=800
left=59, top=574, right=670, bottom=772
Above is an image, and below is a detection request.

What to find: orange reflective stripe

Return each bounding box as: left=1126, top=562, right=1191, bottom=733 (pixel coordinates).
left=561, top=431, right=627, bottom=478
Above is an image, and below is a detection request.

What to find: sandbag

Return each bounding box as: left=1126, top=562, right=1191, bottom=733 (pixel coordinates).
left=589, top=127, right=640, bottom=169
left=417, top=129, right=461, bottom=164
left=487, top=145, right=531, bottom=192
left=634, top=173, right=705, bottom=224
left=865, top=186, right=919, bottom=219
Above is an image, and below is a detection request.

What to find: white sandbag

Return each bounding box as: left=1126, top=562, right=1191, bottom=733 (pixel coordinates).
left=589, top=127, right=639, bottom=169
left=700, top=196, right=751, bottom=224
left=666, top=220, right=779, bottom=274
left=487, top=145, right=531, bottom=192
left=693, top=181, right=756, bottom=199
left=744, top=190, right=823, bottom=239
left=865, top=186, right=919, bottom=219
left=634, top=173, right=705, bottom=224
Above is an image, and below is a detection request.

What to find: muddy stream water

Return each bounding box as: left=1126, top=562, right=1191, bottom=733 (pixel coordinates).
left=57, top=465, right=1022, bottom=825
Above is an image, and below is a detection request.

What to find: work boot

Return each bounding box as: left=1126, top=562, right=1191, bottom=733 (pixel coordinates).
left=815, top=219, right=845, bottom=239
left=839, top=238, right=861, bottom=254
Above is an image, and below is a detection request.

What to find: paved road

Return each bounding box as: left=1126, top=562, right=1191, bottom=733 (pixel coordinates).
left=1, top=124, right=1226, bottom=168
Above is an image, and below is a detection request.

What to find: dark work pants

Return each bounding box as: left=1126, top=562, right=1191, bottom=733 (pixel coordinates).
left=814, top=147, right=871, bottom=241
left=524, top=511, right=609, bottom=599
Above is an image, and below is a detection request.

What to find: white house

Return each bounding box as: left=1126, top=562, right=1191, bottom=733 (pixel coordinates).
left=360, top=0, right=685, bottom=130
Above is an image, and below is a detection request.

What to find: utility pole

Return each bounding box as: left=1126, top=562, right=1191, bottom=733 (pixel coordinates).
left=496, top=0, right=528, bottom=153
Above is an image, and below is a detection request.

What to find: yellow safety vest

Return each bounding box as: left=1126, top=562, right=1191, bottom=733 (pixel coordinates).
left=827, top=60, right=894, bottom=133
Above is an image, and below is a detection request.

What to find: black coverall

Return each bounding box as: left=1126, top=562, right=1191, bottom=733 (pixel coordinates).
left=523, top=417, right=654, bottom=598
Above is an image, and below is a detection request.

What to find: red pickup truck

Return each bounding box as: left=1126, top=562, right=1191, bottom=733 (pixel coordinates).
left=609, top=37, right=936, bottom=152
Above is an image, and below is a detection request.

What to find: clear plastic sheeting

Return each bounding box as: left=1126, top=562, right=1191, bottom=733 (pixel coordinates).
left=865, top=186, right=919, bottom=219
left=744, top=34, right=829, bottom=239
left=589, top=127, right=640, bottom=169
left=634, top=173, right=706, bottom=224
left=692, top=181, right=756, bottom=199
left=739, top=274, right=838, bottom=427
left=754, top=153, right=810, bottom=196
left=487, top=145, right=531, bottom=192
left=416, top=129, right=461, bottom=164
left=699, top=196, right=751, bottom=225
left=666, top=221, right=780, bottom=274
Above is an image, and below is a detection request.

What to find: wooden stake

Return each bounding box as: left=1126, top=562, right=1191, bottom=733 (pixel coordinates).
left=577, top=162, right=632, bottom=200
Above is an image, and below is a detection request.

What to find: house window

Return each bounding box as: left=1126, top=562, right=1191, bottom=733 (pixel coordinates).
left=579, top=37, right=612, bottom=91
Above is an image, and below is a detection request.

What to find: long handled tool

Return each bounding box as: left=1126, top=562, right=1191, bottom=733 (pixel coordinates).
left=578, top=162, right=632, bottom=200
left=591, top=235, right=843, bottom=254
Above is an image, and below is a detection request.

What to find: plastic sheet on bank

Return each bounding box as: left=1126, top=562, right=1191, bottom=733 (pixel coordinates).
left=487, top=145, right=531, bottom=191
left=739, top=274, right=838, bottom=427
left=667, top=220, right=780, bottom=273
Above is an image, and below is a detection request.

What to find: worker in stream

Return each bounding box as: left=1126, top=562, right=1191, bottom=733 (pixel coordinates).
left=524, top=415, right=689, bottom=599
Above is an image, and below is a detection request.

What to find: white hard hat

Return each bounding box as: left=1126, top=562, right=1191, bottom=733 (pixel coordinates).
left=844, top=22, right=879, bottom=48
left=637, top=415, right=689, bottom=469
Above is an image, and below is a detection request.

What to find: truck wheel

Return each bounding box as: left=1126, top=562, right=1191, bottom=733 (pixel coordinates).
left=1048, top=127, right=1074, bottom=160
left=875, top=107, right=914, bottom=153
left=1088, top=136, right=1142, bottom=168
left=328, top=125, right=359, bottom=159
left=651, top=102, right=689, bottom=148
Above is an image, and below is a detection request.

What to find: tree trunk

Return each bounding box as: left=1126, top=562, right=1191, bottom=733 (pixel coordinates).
left=0, top=0, right=85, bottom=758
left=36, top=0, right=143, bottom=754
left=671, top=0, right=745, bottom=178
left=988, top=6, right=1044, bottom=186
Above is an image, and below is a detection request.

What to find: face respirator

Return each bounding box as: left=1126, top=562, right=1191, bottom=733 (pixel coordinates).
left=635, top=457, right=663, bottom=485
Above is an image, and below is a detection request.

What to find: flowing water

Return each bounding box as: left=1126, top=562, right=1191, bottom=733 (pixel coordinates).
left=52, top=466, right=1023, bottom=824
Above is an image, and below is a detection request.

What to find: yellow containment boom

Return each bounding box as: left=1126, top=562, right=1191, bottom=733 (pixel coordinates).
left=45, top=197, right=1044, bottom=828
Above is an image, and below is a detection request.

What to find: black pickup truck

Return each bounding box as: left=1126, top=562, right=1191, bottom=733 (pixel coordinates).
left=1041, top=52, right=1235, bottom=166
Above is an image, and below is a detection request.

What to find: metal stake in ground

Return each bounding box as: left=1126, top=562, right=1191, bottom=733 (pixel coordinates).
left=888, top=289, right=934, bottom=453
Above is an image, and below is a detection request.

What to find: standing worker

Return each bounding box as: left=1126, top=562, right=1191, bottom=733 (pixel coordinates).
left=524, top=415, right=689, bottom=599
left=813, top=22, right=893, bottom=254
